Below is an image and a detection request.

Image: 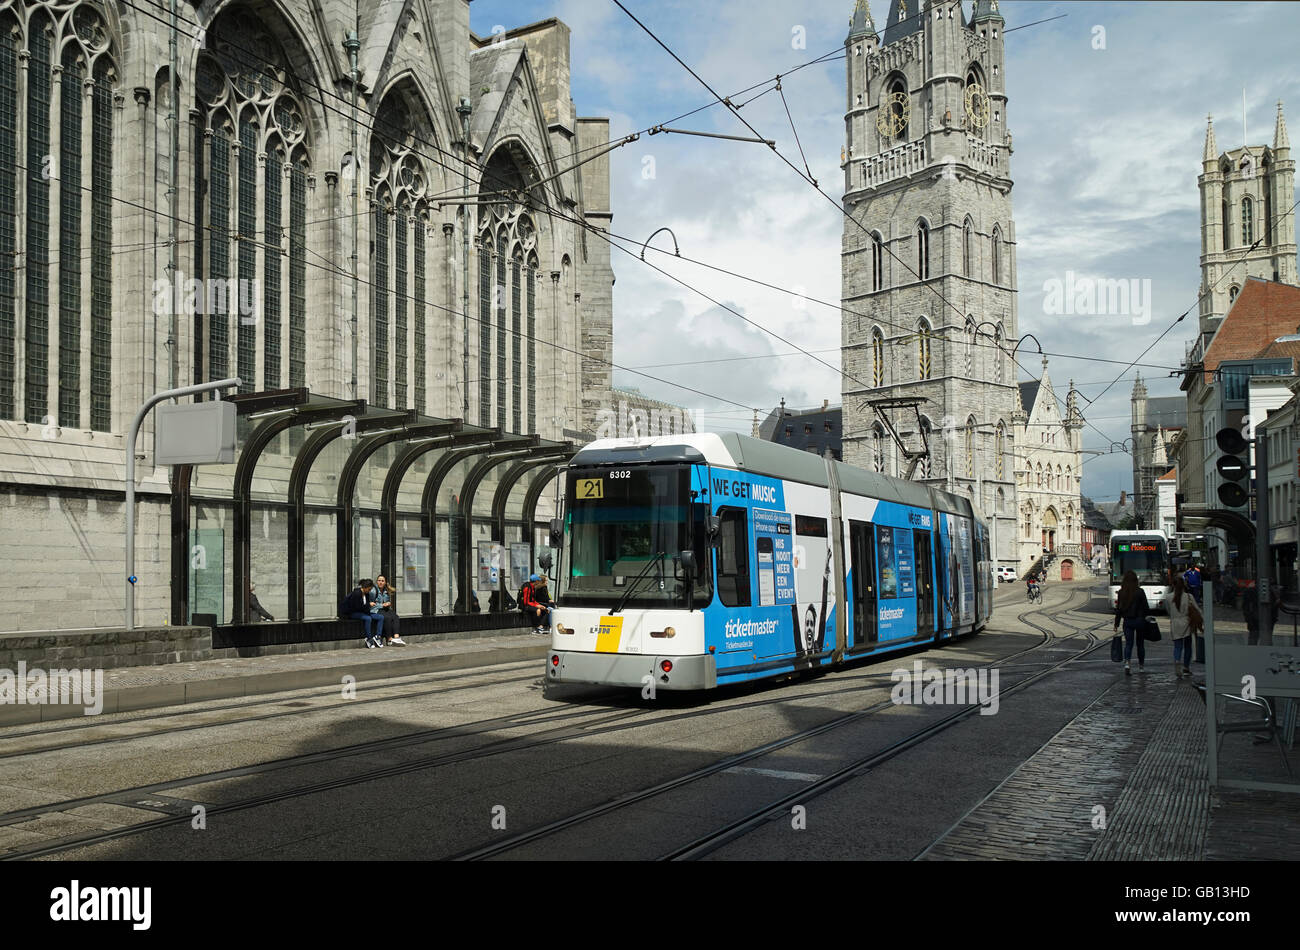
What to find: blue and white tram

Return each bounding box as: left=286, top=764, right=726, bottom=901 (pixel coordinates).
left=545, top=433, right=992, bottom=691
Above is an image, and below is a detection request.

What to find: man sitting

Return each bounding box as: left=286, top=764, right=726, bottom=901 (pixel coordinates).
left=520, top=574, right=553, bottom=635
left=341, top=579, right=385, bottom=648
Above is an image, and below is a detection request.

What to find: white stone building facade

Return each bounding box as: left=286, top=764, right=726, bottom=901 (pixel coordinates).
left=1011, top=361, right=1085, bottom=580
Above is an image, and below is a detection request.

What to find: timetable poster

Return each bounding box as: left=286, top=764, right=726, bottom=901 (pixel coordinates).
left=896, top=528, right=916, bottom=598
left=753, top=508, right=797, bottom=606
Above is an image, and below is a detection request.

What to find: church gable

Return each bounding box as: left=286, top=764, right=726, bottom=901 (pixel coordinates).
left=469, top=43, right=565, bottom=207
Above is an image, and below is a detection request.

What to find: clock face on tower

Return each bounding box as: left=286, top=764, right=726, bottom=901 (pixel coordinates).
left=964, top=82, right=991, bottom=129
left=877, top=90, right=910, bottom=139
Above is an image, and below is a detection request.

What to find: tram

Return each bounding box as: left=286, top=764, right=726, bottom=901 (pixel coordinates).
left=544, top=433, right=992, bottom=691
left=1108, top=529, right=1171, bottom=611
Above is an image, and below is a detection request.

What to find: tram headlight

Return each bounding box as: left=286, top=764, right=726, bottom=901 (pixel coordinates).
left=555, top=623, right=571, bottom=635
left=649, top=626, right=676, bottom=638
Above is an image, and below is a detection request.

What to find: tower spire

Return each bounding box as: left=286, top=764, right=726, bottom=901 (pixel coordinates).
left=1276, top=100, right=1290, bottom=151
left=1203, top=114, right=1218, bottom=163
left=848, top=0, right=876, bottom=38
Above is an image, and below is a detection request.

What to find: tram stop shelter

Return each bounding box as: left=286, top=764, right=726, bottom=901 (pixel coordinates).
left=170, top=388, right=574, bottom=649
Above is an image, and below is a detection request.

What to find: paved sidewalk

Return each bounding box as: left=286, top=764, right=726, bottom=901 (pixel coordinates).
left=0, top=632, right=550, bottom=726
left=922, top=604, right=1299, bottom=861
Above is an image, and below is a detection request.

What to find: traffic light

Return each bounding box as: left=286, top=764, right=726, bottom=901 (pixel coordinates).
left=1215, top=427, right=1250, bottom=507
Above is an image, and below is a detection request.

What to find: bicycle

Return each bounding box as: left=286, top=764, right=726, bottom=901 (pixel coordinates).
left=1026, top=583, right=1042, bottom=604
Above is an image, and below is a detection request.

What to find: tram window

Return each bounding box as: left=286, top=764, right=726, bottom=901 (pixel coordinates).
left=717, top=508, right=752, bottom=607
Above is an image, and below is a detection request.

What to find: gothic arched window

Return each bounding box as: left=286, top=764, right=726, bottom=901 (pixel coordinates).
left=916, top=220, right=930, bottom=280
left=994, top=324, right=1005, bottom=383
left=916, top=319, right=932, bottom=380
left=871, top=424, right=885, bottom=473
left=1, top=5, right=117, bottom=428
left=965, top=317, right=977, bottom=377
left=965, top=416, right=976, bottom=478
left=1242, top=196, right=1254, bottom=245
left=886, top=75, right=908, bottom=140
left=195, top=9, right=311, bottom=396
left=1222, top=199, right=1230, bottom=250
left=962, top=218, right=974, bottom=277
left=478, top=146, right=543, bottom=433
left=1229, top=284, right=1240, bottom=305
left=872, top=327, right=885, bottom=387
left=371, top=86, right=442, bottom=412
left=995, top=421, right=1006, bottom=479
left=991, top=225, right=1003, bottom=285
left=870, top=231, right=884, bottom=291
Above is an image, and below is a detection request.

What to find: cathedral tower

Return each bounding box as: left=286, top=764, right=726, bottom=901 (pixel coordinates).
left=1198, top=102, right=1298, bottom=341
left=840, top=0, right=1018, bottom=561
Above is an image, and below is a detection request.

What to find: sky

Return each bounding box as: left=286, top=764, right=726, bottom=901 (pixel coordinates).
left=468, top=0, right=1300, bottom=500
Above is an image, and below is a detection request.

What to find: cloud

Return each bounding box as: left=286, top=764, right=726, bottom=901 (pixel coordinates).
left=472, top=0, right=1300, bottom=498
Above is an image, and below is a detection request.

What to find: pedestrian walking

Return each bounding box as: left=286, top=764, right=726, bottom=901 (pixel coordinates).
left=341, top=579, right=385, bottom=648
left=1220, top=567, right=1238, bottom=608
left=1183, top=562, right=1204, bottom=607
left=1113, top=570, right=1150, bottom=674
left=1242, top=580, right=1281, bottom=646
left=1163, top=576, right=1195, bottom=679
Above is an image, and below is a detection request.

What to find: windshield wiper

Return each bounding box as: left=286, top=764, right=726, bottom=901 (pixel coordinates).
left=610, top=551, right=666, bottom=614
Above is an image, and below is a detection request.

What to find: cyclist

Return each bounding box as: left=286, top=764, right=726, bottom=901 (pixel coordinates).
left=1026, top=570, right=1042, bottom=603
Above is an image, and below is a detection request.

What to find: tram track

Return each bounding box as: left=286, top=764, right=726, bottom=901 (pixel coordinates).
left=0, top=640, right=1043, bottom=860
left=452, top=586, right=1103, bottom=860
left=0, top=585, right=1099, bottom=860
left=0, top=662, right=546, bottom=761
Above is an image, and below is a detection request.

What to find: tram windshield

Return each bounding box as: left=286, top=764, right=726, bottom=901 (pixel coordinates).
left=562, top=465, right=711, bottom=609
left=1110, top=538, right=1167, bottom=586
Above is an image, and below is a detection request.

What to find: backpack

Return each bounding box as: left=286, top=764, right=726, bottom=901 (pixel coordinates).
left=517, top=583, right=531, bottom=611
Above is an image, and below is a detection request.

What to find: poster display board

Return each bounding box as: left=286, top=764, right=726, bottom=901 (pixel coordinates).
left=477, top=541, right=503, bottom=593
left=753, top=508, right=797, bottom=607
left=403, top=538, right=430, bottom=593
left=510, top=542, right=532, bottom=592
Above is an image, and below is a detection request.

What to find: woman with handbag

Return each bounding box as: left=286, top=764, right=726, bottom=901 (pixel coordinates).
left=1163, top=576, right=1195, bottom=679
left=1113, top=570, right=1149, bottom=675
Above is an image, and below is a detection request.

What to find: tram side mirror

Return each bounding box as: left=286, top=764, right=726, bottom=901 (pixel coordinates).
left=679, top=550, right=697, bottom=583
left=538, top=551, right=553, bottom=572
left=549, top=518, right=563, bottom=549
left=706, top=515, right=721, bottom=543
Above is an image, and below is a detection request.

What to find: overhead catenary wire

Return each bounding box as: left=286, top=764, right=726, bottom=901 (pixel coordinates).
left=119, top=0, right=1189, bottom=388
left=66, top=0, right=1252, bottom=461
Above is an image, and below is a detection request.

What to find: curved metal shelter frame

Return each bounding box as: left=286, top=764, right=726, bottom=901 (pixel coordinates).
left=522, top=463, right=565, bottom=542
left=456, top=443, right=574, bottom=607
left=168, top=387, right=578, bottom=635
left=379, top=427, right=501, bottom=586
left=332, top=418, right=496, bottom=610
left=420, top=435, right=538, bottom=612
left=490, top=454, right=569, bottom=546
left=170, top=387, right=364, bottom=625
left=288, top=410, right=456, bottom=620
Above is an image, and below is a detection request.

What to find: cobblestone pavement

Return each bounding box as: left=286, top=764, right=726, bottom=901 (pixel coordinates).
left=923, top=597, right=1298, bottom=861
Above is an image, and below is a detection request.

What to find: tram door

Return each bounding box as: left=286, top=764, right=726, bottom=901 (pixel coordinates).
left=849, top=521, right=877, bottom=646
left=913, top=528, right=934, bottom=638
